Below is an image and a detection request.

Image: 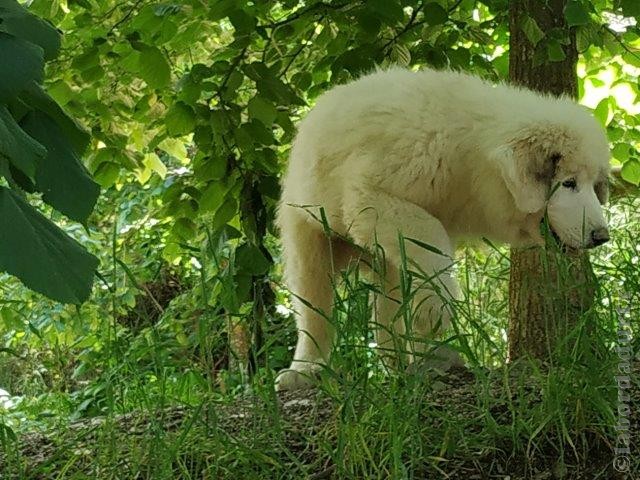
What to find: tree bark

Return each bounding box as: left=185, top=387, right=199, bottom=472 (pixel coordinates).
left=507, top=0, right=596, bottom=361
left=509, top=0, right=578, bottom=97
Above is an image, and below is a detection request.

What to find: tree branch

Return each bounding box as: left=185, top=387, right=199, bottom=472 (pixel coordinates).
left=107, top=0, right=147, bottom=36
left=602, top=25, right=640, bottom=62
left=266, top=1, right=361, bottom=29
left=382, top=2, right=424, bottom=52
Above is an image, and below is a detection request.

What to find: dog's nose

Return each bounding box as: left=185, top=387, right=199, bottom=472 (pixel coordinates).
left=590, top=227, right=610, bottom=247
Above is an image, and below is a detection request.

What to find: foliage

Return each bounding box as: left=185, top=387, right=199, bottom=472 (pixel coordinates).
left=2, top=196, right=640, bottom=477
left=10, top=0, right=636, bottom=312
left=0, top=0, right=99, bottom=304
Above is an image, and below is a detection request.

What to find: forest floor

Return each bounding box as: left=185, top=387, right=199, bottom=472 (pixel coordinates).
left=2, top=361, right=638, bottom=480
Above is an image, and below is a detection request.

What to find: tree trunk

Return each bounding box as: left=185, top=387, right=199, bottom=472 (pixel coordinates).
left=507, top=0, right=596, bottom=361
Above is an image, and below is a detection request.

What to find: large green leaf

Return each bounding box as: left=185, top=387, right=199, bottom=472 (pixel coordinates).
left=247, top=96, right=278, bottom=126
left=20, top=111, right=100, bottom=223
left=209, top=0, right=235, bottom=21
left=235, top=243, right=271, bottom=276
left=199, top=181, right=229, bottom=213
left=564, top=1, right=591, bottom=26
left=368, top=0, right=404, bottom=25
left=243, top=62, right=305, bottom=106
left=166, top=101, right=196, bottom=136
left=213, top=196, right=238, bottom=229
left=138, top=45, right=171, bottom=89
left=0, top=186, right=98, bottom=304
left=0, top=0, right=61, bottom=60
left=0, top=105, right=45, bottom=178
left=423, top=2, right=448, bottom=26
left=229, top=8, right=257, bottom=33
left=621, top=159, right=640, bottom=186
left=0, top=32, right=44, bottom=101
left=19, top=82, right=90, bottom=155
left=593, top=96, right=614, bottom=127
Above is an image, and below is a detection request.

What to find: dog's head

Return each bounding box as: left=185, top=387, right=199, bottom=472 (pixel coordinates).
left=492, top=119, right=610, bottom=249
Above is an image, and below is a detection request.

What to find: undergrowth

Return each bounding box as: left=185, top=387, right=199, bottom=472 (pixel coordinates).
left=0, top=197, right=638, bottom=479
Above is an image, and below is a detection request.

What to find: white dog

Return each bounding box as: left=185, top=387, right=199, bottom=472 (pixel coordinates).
left=275, top=67, right=610, bottom=390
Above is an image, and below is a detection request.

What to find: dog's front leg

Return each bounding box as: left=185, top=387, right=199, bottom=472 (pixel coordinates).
left=344, top=187, right=463, bottom=367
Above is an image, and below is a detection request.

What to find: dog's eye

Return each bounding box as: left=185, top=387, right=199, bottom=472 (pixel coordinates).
left=562, top=178, right=577, bottom=189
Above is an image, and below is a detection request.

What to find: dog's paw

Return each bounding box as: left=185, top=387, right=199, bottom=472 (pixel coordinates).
left=275, top=365, right=322, bottom=391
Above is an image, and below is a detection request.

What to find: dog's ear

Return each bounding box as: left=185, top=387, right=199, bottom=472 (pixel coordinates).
left=594, top=178, right=609, bottom=205
left=492, top=136, right=559, bottom=214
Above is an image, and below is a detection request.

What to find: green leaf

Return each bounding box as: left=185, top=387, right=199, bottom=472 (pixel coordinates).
left=239, top=121, right=276, bottom=147
left=93, top=161, right=120, bottom=188
left=368, top=0, right=404, bottom=25
left=72, top=47, right=99, bottom=71
left=225, top=70, right=244, bottom=95
left=213, top=196, right=237, bottom=230
left=0, top=32, right=44, bottom=101
left=228, top=9, right=257, bottom=33
left=138, top=45, right=171, bottom=89
left=593, top=97, right=613, bottom=127
left=158, top=138, right=188, bottom=162
left=166, top=102, right=196, bottom=136
left=521, top=16, right=545, bottom=46
left=334, top=46, right=378, bottom=75
left=171, top=217, right=197, bottom=241
left=209, top=0, right=235, bottom=21
left=405, top=237, right=447, bottom=257
left=292, top=71, right=312, bottom=90
left=20, top=82, right=90, bottom=156
left=0, top=186, right=98, bottom=304
left=0, top=105, right=45, bottom=179
left=621, top=0, right=640, bottom=19
left=20, top=111, right=100, bottom=223
left=0, top=0, right=61, bottom=60
left=142, top=152, right=166, bottom=179
left=235, top=243, right=271, bottom=276
left=177, top=74, right=202, bottom=104
left=7, top=163, right=36, bottom=193
left=46, top=80, right=74, bottom=105
left=199, top=182, right=229, bottom=213
left=258, top=175, right=280, bottom=199
left=564, top=1, right=591, bottom=26
left=118, top=50, right=141, bottom=73
left=243, top=62, right=305, bottom=106
left=248, top=96, right=278, bottom=126
left=390, top=43, right=411, bottom=66
left=424, top=2, right=448, bottom=26
left=621, top=159, right=640, bottom=185
left=194, top=154, right=227, bottom=182
left=231, top=273, right=252, bottom=306
left=576, top=24, right=602, bottom=52
left=357, top=11, right=382, bottom=36
left=612, top=143, right=631, bottom=163
left=446, top=47, right=470, bottom=68
left=547, top=40, right=566, bottom=62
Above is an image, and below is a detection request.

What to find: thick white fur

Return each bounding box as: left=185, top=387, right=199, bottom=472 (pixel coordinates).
left=275, top=67, right=610, bottom=390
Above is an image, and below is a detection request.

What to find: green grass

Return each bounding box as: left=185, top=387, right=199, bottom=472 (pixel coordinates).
left=0, top=198, right=638, bottom=479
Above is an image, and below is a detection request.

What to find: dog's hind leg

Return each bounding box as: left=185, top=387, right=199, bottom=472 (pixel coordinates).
left=275, top=209, right=350, bottom=390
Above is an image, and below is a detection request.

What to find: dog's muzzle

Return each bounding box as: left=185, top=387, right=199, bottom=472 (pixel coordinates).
left=543, top=220, right=610, bottom=250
